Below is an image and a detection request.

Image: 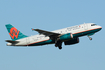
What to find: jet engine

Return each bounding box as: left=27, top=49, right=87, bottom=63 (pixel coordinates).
left=64, top=37, right=79, bottom=45
left=59, top=33, right=73, bottom=41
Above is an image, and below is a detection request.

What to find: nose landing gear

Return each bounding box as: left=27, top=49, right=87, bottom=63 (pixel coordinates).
left=87, top=36, right=92, bottom=40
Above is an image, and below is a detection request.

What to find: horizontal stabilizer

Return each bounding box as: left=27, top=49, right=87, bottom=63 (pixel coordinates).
left=5, top=40, right=19, bottom=43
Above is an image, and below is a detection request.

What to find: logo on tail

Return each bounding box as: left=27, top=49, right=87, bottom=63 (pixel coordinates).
left=9, top=27, right=20, bottom=39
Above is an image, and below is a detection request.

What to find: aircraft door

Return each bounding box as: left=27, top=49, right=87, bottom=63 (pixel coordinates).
left=26, top=37, right=30, bottom=45
left=84, top=23, right=88, bottom=30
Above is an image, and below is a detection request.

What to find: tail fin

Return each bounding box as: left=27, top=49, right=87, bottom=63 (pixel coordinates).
left=5, top=24, right=28, bottom=41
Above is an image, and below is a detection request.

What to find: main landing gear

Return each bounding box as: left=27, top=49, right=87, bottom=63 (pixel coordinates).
left=55, top=38, right=62, bottom=50
left=87, top=36, right=92, bottom=40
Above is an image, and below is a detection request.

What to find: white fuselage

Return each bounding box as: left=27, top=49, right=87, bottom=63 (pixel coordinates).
left=7, top=23, right=102, bottom=46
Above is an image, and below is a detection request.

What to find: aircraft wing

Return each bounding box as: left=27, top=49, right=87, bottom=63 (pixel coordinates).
left=32, top=29, right=60, bottom=37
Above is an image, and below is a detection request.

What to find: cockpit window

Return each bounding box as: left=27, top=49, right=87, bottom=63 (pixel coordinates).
left=91, top=24, right=97, bottom=26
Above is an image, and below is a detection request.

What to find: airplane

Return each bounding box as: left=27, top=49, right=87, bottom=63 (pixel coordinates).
left=5, top=23, right=102, bottom=49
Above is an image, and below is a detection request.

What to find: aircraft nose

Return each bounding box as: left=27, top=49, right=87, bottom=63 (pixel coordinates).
left=99, top=26, right=102, bottom=31
left=100, top=26, right=102, bottom=29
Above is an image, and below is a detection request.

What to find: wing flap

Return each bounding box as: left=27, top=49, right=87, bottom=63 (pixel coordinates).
left=32, top=29, right=60, bottom=37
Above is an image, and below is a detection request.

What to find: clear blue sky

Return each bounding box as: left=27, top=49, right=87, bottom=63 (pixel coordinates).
left=0, top=0, right=105, bottom=70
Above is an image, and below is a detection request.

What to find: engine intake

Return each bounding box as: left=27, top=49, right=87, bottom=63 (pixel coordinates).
left=59, top=33, right=73, bottom=41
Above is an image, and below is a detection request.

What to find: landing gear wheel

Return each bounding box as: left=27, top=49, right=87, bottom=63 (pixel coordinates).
left=58, top=46, right=62, bottom=50
left=55, top=38, right=62, bottom=49
left=89, top=37, right=92, bottom=40
left=55, top=45, right=58, bottom=47
left=88, top=36, right=92, bottom=40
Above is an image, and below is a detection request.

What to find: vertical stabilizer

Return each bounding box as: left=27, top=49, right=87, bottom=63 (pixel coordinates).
left=5, top=24, right=28, bottom=41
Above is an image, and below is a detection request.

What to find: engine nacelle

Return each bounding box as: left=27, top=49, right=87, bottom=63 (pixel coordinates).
left=59, top=33, right=73, bottom=41
left=64, top=37, right=79, bottom=45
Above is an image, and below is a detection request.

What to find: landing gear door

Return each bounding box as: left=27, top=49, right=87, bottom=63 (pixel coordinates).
left=84, top=23, right=88, bottom=30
